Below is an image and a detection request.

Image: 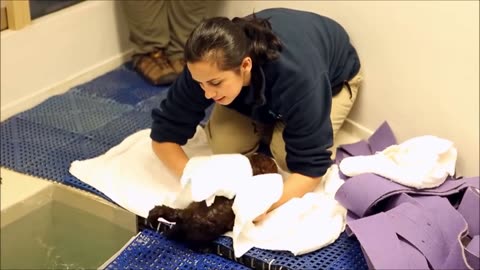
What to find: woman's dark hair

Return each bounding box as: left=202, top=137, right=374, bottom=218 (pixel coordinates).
left=184, top=13, right=282, bottom=71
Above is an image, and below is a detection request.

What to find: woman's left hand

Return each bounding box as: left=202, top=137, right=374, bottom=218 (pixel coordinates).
left=253, top=212, right=268, bottom=223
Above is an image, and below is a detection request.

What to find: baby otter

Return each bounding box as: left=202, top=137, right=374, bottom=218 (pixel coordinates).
left=147, top=153, right=278, bottom=247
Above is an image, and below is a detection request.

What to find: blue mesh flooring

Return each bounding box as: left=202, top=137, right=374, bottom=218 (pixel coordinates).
left=213, top=232, right=366, bottom=270
left=0, top=63, right=368, bottom=269
left=104, top=229, right=250, bottom=270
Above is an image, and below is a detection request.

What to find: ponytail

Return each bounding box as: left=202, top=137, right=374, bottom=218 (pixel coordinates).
left=232, top=13, right=282, bottom=65
left=184, top=12, right=282, bottom=71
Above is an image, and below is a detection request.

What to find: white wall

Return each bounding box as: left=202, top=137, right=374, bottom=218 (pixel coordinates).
left=215, top=1, right=479, bottom=177
left=0, top=0, right=133, bottom=120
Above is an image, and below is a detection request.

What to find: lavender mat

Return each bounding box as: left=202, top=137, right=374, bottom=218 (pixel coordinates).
left=333, top=122, right=480, bottom=269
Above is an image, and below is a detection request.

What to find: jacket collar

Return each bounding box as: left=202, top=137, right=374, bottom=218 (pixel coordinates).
left=244, top=65, right=267, bottom=107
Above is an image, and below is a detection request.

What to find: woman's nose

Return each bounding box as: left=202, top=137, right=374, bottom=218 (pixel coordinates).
left=203, top=87, right=217, bottom=99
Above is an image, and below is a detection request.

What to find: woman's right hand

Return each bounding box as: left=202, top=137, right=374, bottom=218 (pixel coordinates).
left=151, top=140, right=189, bottom=179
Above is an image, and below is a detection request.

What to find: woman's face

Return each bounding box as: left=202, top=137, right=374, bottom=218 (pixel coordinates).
left=187, top=57, right=252, bottom=105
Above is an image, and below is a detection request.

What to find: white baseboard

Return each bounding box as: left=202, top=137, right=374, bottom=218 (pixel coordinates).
left=342, top=118, right=374, bottom=139
left=1, top=49, right=134, bottom=122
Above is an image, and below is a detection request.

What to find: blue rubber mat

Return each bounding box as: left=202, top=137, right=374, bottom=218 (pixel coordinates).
left=141, top=218, right=367, bottom=270
left=213, top=232, right=367, bottom=270
left=1, top=63, right=368, bottom=269
left=104, top=229, right=249, bottom=270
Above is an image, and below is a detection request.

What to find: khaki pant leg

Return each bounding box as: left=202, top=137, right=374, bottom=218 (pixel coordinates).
left=269, top=69, right=363, bottom=173
left=269, top=122, right=289, bottom=172
left=330, top=69, right=363, bottom=137
left=122, top=0, right=169, bottom=54
left=166, top=1, right=208, bottom=60
left=205, top=105, right=263, bottom=155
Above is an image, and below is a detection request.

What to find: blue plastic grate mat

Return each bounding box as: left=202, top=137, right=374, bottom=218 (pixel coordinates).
left=104, top=229, right=250, bottom=270
left=213, top=234, right=367, bottom=270
left=1, top=63, right=367, bottom=270
left=139, top=218, right=367, bottom=270
left=72, top=64, right=163, bottom=106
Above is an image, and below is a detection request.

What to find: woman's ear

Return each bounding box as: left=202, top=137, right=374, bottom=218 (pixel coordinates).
left=241, top=57, right=252, bottom=73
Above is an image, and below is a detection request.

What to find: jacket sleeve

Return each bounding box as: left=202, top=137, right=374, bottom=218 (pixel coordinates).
left=280, top=73, right=334, bottom=177
left=150, top=68, right=212, bottom=145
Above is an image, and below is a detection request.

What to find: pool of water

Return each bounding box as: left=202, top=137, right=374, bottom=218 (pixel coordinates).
left=1, top=186, right=136, bottom=270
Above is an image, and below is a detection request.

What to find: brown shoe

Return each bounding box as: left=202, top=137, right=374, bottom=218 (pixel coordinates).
left=169, top=58, right=186, bottom=75
left=133, top=49, right=177, bottom=85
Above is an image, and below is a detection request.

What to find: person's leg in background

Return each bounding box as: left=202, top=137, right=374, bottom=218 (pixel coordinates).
left=122, top=0, right=177, bottom=85
left=269, top=70, right=363, bottom=172
left=166, top=1, right=209, bottom=75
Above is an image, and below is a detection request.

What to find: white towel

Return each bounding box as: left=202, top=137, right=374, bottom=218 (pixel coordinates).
left=69, top=126, right=212, bottom=217
left=69, top=127, right=347, bottom=257
left=177, top=154, right=254, bottom=207
left=339, top=135, right=457, bottom=189
left=228, top=165, right=347, bottom=257
left=230, top=173, right=284, bottom=257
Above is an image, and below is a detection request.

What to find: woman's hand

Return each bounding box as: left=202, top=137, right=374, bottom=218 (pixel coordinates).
left=253, top=212, right=268, bottom=223
left=151, top=140, right=189, bottom=179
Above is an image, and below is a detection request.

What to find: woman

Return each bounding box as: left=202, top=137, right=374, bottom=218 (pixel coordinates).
left=150, top=8, right=362, bottom=217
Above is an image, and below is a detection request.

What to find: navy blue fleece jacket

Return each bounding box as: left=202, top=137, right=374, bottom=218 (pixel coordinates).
left=150, top=8, right=360, bottom=177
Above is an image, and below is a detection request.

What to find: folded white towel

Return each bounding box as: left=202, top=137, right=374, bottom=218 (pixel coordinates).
left=339, top=135, right=457, bottom=189
left=178, top=154, right=253, bottom=207
left=69, top=127, right=347, bottom=257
